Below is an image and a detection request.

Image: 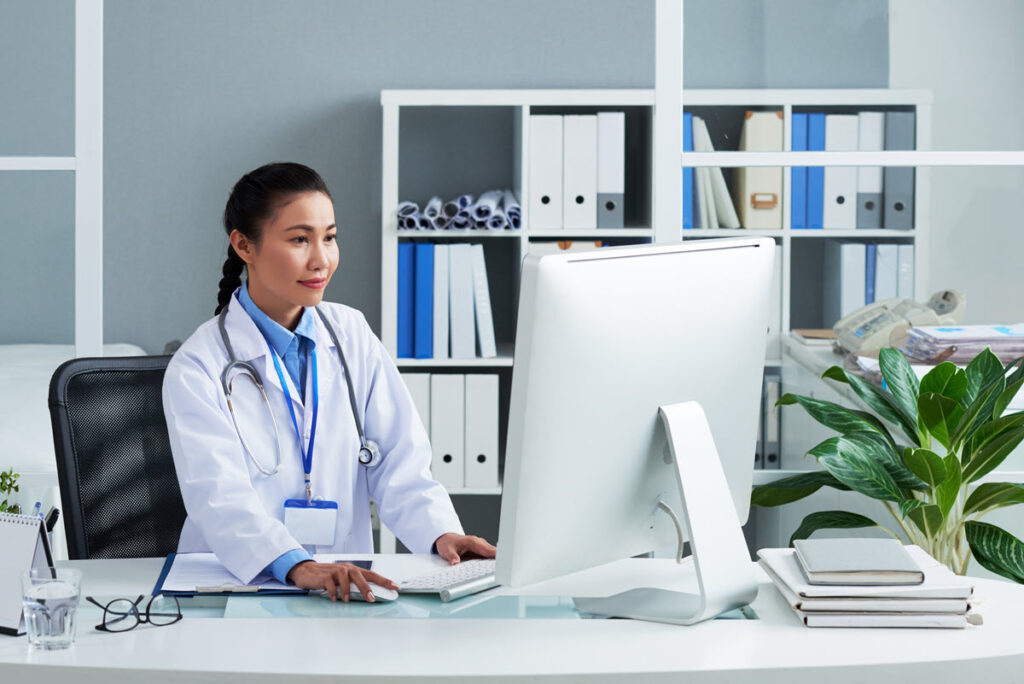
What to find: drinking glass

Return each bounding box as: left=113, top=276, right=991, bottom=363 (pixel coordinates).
left=21, top=567, right=81, bottom=650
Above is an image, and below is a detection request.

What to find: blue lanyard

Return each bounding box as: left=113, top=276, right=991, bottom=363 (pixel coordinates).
left=265, top=341, right=319, bottom=493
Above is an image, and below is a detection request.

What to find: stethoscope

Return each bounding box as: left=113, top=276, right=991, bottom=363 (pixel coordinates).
left=216, top=306, right=383, bottom=477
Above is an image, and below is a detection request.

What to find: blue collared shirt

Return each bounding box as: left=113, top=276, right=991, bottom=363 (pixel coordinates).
left=237, top=282, right=318, bottom=401
left=236, top=283, right=317, bottom=583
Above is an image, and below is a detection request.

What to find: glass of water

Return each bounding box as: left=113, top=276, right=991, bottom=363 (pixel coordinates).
left=21, top=567, right=82, bottom=650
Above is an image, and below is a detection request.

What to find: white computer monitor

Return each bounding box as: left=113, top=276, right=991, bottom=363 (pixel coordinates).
left=496, top=238, right=775, bottom=618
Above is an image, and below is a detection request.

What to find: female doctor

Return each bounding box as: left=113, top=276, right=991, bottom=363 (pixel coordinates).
left=163, top=162, right=495, bottom=601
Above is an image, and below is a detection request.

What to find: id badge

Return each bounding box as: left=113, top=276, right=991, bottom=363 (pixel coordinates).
left=283, top=499, right=338, bottom=546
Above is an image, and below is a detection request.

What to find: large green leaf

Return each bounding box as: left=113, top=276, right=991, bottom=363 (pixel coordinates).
left=952, top=375, right=1007, bottom=449
left=993, top=378, right=1024, bottom=420
left=779, top=394, right=894, bottom=444
left=907, top=504, right=944, bottom=539
left=966, top=521, right=1024, bottom=584
left=847, top=431, right=928, bottom=492
left=809, top=433, right=925, bottom=497
left=821, top=366, right=919, bottom=446
left=788, top=511, right=880, bottom=547
left=920, top=363, right=969, bottom=403
left=964, top=411, right=1024, bottom=463
left=814, top=439, right=904, bottom=502
left=918, top=392, right=963, bottom=450
left=935, top=453, right=962, bottom=519
left=963, top=426, right=1024, bottom=483
left=964, top=348, right=1004, bottom=407
left=751, top=471, right=851, bottom=507
left=965, top=482, right=1024, bottom=516
left=879, top=348, right=920, bottom=424
left=902, top=447, right=946, bottom=487
left=1005, top=356, right=1024, bottom=388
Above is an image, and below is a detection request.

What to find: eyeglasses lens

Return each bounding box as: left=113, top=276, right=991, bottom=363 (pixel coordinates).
left=103, top=598, right=140, bottom=632
left=147, top=595, right=181, bottom=626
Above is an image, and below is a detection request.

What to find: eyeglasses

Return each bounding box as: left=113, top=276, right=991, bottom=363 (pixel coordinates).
left=85, top=594, right=182, bottom=633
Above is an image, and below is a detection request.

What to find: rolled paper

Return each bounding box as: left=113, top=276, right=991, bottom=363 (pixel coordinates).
left=488, top=209, right=508, bottom=230
left=397, top=201, right=419, bottom=218
left=423, top=196, right=443, bottom=219
left=502, top=190, right=521, bottom=229
left=471, top=190, right=502, bottom=221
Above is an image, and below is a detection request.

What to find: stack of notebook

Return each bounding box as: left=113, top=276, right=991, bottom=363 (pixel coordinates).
left=758, top=539, right=978, bottom=629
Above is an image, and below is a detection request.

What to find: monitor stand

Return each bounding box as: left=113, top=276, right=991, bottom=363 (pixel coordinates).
left=572, top=401, right=758, bottom=625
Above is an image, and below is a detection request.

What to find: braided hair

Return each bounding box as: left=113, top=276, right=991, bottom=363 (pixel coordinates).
left=216, top=162, right=333, bottom=315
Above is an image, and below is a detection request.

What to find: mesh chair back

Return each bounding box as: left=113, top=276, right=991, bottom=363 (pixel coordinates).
left=49, top=356, right=186, bottom=559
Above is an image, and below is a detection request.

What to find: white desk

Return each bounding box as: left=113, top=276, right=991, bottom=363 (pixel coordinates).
left=2, top=554, right=1024, bottom=683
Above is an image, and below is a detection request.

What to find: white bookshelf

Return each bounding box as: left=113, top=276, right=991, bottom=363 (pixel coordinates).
left=378, top=90, right=659, bottom=540
left=379, top=87, right=934, bottom=488
left=378, top=88, right=944, bottom=556
left=377, top=89, right=660, bottom=553
left=379, top=88, right=660, bottom=367
left=680, top=89, right=933, bottom=363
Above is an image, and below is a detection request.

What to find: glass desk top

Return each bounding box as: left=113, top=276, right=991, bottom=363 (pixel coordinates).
left=79, top=592, right=758, bottom=622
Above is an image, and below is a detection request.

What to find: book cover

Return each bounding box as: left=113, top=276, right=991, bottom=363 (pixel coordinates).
left=794, top=538, right=923, bottom=585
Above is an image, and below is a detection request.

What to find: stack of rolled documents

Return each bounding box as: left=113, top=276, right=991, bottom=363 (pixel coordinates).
left=903, top=324, right=1024, bottom=364
left=397, top=190, right=521, bottom=231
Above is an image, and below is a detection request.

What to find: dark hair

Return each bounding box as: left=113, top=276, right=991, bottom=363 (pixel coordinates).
left=215, top=162, right=333, bottom=315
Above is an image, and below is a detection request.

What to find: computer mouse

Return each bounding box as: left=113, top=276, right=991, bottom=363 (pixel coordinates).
left=315, top=582, right=398, bottom=602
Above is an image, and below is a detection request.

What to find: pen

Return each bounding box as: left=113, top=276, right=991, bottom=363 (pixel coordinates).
left=33, top=502, right=42, bottom=520
left=195, top=584, right=261, bottom=593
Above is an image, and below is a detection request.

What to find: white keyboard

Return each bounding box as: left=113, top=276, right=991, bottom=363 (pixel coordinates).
left=398, top=559, right=498, bottom=601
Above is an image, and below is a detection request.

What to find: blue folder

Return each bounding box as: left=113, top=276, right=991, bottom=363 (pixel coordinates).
left=397, top=242, right=415, bottom=358
left=806, top=113, right=826, bottom=229
left=865, top=244, right=877, bottom=305
left=683, top=113, right=694, bottom=230
left=791, top=113, right=808, bottom=229
left=413, top=242, right=434, bottom=359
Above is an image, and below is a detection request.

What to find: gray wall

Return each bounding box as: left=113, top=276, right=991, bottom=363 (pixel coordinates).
left=1, top=0, right=889, bottom=351
left=104, top=0, right=654, bottom=353
left=684, top=0, right=888, bottom=88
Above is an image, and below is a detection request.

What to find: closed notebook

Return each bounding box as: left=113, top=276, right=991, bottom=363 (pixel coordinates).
left=794, top=538, right=924, bottom=585
left=758, top=545, right=971, bottom=600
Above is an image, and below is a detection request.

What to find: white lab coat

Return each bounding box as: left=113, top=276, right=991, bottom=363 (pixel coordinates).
left=162, top=294, right=463, bottom=583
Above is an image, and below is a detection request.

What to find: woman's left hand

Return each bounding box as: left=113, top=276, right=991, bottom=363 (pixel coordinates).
left=434, top=533, right=496, bottom=565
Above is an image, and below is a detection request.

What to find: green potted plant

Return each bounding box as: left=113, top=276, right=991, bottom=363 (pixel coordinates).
left=0, top=467, right=21, bottom=514
left=752, top=347, right=1024, bottom=582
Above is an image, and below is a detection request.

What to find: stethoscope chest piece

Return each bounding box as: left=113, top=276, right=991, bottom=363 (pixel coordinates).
left=358, top=439, right=383, bottom=468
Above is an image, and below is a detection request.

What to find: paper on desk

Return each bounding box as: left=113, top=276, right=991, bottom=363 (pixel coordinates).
left=162, top=553, right=302, bottom=593
left=904, top=324, right=1024, bottom=364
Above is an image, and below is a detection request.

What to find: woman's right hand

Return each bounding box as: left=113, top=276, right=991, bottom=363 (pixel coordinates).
left=286, top=561, right=398, bottom=602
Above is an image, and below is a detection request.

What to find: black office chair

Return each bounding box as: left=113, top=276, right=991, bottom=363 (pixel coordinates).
left=48, top=355, right=186, bottom=559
